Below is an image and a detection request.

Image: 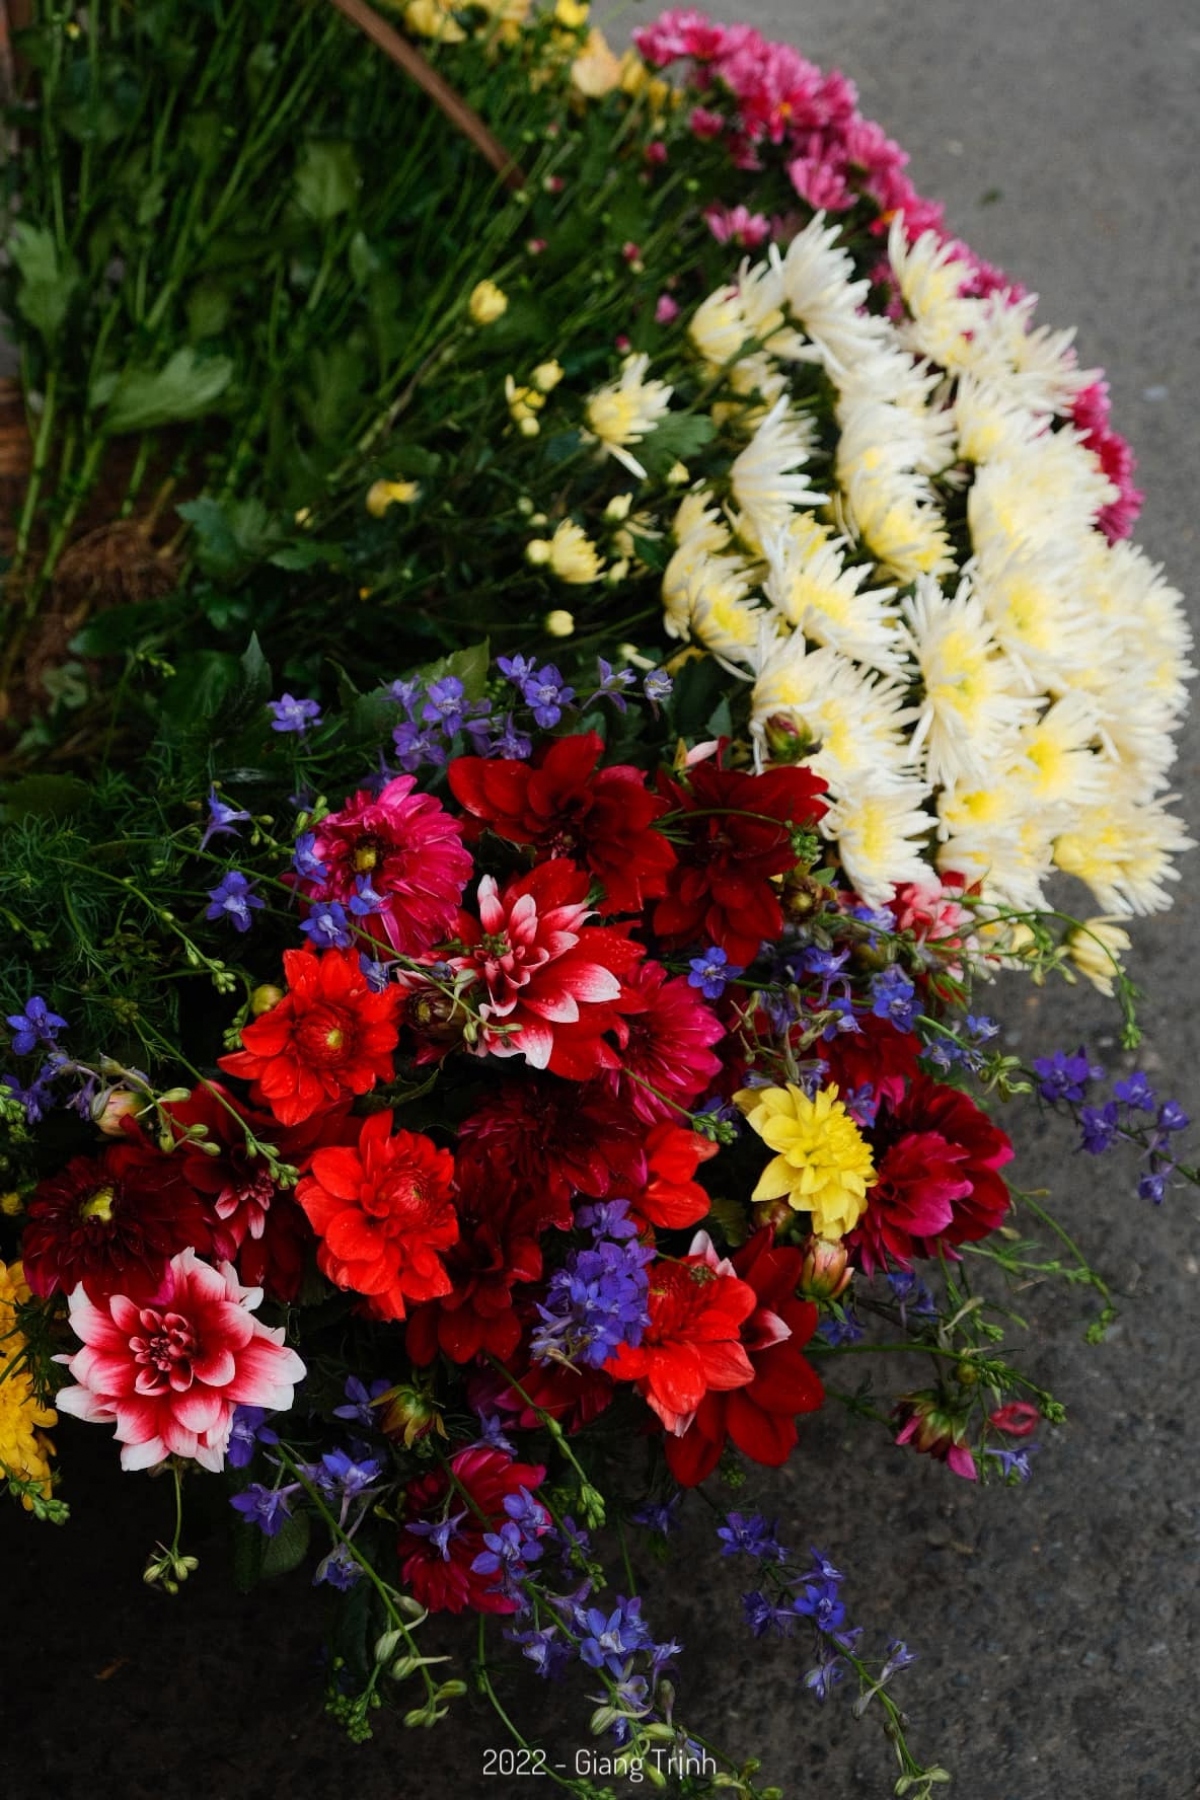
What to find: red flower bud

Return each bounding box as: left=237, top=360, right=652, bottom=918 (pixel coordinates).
left=798, top=1234, right=852, bottom=1301
left=988, top=1401, right=1040, bottom=1437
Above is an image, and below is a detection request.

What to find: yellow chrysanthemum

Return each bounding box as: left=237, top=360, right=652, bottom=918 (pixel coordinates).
left=734, top=1083, right=876, bottom=1239
left=468, top=279, right=508, bottom=326
left=0, top=1260, right=56, bottom=1509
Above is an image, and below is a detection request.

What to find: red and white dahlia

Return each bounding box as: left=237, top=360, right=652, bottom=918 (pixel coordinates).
left=54, top=1248, right=305, bottom=1472
left=454, top=859, right=642, bottom=1077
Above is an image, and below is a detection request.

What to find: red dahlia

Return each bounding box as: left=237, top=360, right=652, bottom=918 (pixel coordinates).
left=818, top=1013, right=921, bottom=1111
left=400, top=1446, right=546, bottom=1614
left=297, top=1112, right=458, bottom=1321
left=219, top=946, right=401, bottom=1125
left=23, top=1140, right=226, bottom=1305
left=849, top=1076, right=1014, bottom=1272
left=626, top=1122, right=718, bottom=1231
left=605, top=1245, right=757, bottom=1433
left=663, top=1230, right=823, bottom=1486
left=653, top=759, right=827, bottom=966
left=606, top=960, right=724, bottom=1125
left=302, top=775, right=473, bottom=955
left=448, top=732, right=676, bottom=914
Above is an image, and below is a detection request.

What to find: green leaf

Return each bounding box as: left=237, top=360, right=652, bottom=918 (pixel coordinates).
left=10, top=223, right=79, bottom=345
left=70, top=596, right=175, bottom=657
left=185, top=279, right=232, bottom=342
left=416, top=639, right=490, bottom=703
left=178, top=495, right=279, bottom=580
left=637, top=412, right=716, bottom=478
left=294, top=141, right=360, bottom=222
left=95, top=348, right=234, bottom=434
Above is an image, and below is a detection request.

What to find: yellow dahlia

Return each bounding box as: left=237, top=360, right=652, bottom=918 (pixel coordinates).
left=734, top=1083, right=876, bottom=1239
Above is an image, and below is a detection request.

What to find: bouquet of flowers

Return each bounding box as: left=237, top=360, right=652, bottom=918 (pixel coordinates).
left=0, top=5, right=1192, bottom=1794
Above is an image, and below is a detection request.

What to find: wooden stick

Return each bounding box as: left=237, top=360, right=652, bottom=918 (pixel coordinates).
left=326, top=0, right=525, bottom=191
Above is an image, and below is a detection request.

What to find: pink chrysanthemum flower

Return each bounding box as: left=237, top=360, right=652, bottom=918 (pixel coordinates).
left=54, top=1249, right=305, bottom=1472
left=302, top=775, right=473, bottom=956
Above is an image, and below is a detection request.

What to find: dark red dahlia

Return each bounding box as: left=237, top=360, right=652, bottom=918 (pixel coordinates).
left=22, top=1141, right=225, bottom=1305
left=400, top=1446, right=546, bottom=1614
left=448, top=732, right=676, bottom=914
left=472, top=1337, right=615, bottom=1435
left=405, top=1145, right=544, bottom=1366
left=605, top=960, right=723, bottom=1126
left=653, top=759, right=827, bottom=966
left=164, top=1083, right=354, bottom=1302
left=818, top=1013, right=921, bottom=1111
left=849, top=1075, right=1014, bottom=1273
left=663, top=1230, right=824, bottom=1486
left=456, top=1077, right=648, bottom=1228
left=219, top=946, right=401, bottom=1125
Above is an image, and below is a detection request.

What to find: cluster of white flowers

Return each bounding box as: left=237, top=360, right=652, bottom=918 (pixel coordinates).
left=585, top=213, right=1193, bottom=916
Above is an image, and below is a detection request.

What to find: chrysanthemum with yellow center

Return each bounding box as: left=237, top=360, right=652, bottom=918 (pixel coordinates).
left=0, top=1260, right=56, bottom=1509
left=734, top=1083, right=876, bottom=1239
left=584, top=353, right=674, bottom=478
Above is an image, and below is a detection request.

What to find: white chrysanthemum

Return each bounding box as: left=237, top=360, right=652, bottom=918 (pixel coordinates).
left=689, top=285, right=750, bottom=367
left=935, top=777, right=1055, bottom=913
left=748, top=632, right=918, bottom=795
left=685, top=552, right=769, bottom=666
left=845, top=471, right=954, bottom=581
left=662, top=488, right=732, bottom=637
left=584, top=353, right=674, bottom=478
left=905, top=576, right=1038, bottom=788
left=1053, top=787, right=1195, bottom=915
left=888, top=220, right=984, bottom=370
left=822, top=780, right=935, bottom=906
left=968, top=431, right=1117, bottom=563
left=761, top=526, right=906, bottom=674
left=672, top=486, right=730, bottom=556
left=1012, top=694, right=1109, bottom=812
left=773, top=215, right=889, bottom=372
left=969, top=541, right=1109, bottom=694
left=954, top=375, right=1045, bottom=465
left=737, top=255, right=808, bottom=361
left=957, top=292, right=1099, bottom=415
left=726, top=352, right=791, bottom=410
left=730, top=397, right=826, bottom=549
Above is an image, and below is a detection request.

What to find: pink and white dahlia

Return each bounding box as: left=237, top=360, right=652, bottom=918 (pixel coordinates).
left=455, top=860, right=643, bottom=1078
left=301, top=775, right=473, bottom=956
left=54, top=1249, right=305, bottom=1472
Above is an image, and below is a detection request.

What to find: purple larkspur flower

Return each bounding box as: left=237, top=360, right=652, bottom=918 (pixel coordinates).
left=204, top=870, right=265, bottom=933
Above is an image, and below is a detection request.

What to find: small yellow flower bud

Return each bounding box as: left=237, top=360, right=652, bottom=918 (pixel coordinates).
left=554, top=0, right=588, bottom=26
left=1066, top=918, right=1131, bottom=999
left=529, top=512, right=549, bottom=528
left=517, top=495, right=535, bottom=516
left=468, top=278, right=508, bottom=325
left=604, top=492, right=633, bottom=522
left=250, top=984, right=284, bottom=1016
left=366, top=478, right=420, bottom=518
left=544, top=609, right=575, bottom=637
left=0, top=1191, right=23, bottom=1218
left=518, top=415, right=540, bottom=437
left=525, top=539, right=552, bottom=566
left=531, top=360, right=564, bottom=394
left=94, top=1089, right=141, bottom=1137
left=605, top=558, right=630, bottom=585
left=665, top=460, right=690, bottom=485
